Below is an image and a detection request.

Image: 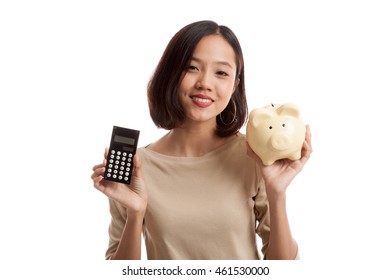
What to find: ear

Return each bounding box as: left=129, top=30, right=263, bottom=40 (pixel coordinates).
left=276, top=103, right=300, bottom=118
left=249, top=108, right=272, bottom=127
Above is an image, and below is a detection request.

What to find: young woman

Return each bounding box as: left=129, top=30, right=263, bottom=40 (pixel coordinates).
left=91, top=20, right=312, bottom=260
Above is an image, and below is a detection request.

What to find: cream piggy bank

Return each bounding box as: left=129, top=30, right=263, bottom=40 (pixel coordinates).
left=246, top=103, right=306, bottom=165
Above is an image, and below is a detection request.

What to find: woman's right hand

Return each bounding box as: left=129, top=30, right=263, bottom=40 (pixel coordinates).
left=91, top=148, right=148, bottom=213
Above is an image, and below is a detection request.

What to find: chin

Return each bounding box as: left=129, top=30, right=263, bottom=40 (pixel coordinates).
left=186, top=114, right=217, bottom=124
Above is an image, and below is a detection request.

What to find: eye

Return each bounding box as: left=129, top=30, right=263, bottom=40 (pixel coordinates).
left=216, top=71, right=228, bottom=76
left=282, top=124, right=286, bottom=127
left=269, top=126, right=273, bottom=129
left=188, top=65, right=199, bottom=71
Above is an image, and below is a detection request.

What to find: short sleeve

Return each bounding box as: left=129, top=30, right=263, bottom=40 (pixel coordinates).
left=254, top=174, right=271, bottom=260
left=253, top=173, right=300, bottom=260
left=105, top=198, right=127, bottom=260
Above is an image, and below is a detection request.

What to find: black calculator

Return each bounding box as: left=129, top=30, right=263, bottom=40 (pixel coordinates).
left=104, top=126, right=140, bottom=185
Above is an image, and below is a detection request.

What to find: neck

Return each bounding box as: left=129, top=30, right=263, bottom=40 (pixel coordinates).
left=154, top=120, right=235, bottom=157
left=168, top=121, right=220, bottom=157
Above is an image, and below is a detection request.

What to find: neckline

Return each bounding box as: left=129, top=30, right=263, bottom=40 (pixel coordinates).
left=142, top=133, right=244, bottom=160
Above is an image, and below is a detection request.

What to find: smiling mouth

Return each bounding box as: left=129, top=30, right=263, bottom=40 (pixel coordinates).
left=191, top=96, right=213, bottom=103
left=190, top=95, right=214, bottom=108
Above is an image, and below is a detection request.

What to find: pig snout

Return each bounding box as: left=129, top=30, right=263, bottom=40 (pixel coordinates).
left=270, top=133, right=291, bottom=151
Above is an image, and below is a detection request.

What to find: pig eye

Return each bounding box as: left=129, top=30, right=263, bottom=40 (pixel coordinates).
left=282, top=124, right=286, bottom=127
left=269, top=126, right=273, bottom=129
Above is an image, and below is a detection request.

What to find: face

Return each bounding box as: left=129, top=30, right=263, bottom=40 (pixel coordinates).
left=178, top=35, right=238, bottom=126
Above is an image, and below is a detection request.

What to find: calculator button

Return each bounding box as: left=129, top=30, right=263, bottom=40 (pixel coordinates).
left=124, top=177, right=128, bottom=181
left=129, top=154, right=133, bottom=158
left=111, top=150, right=115, bottom=154
left=119, top=176, right=122, bottom=180
left=123, top=152, right=127, bottom=156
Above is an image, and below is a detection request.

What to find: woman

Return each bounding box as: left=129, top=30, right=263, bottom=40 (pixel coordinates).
left=91, top=20, right=312, bottom=260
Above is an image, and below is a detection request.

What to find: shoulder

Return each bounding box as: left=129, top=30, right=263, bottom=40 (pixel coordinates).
left=223, top=132, right=248, bottom=155
left=235, top=132, right=248, bottom=147
left=136, top=145, right=153, bottom=162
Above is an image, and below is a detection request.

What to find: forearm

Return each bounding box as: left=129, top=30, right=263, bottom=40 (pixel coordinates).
left=111, top=211, right=144, bottom=260
left=265, top=193, right=298, bottom=260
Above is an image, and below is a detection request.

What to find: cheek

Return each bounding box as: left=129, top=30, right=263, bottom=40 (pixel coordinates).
left=177, top=78, right=189, bottom=102
left=179, top=73, right=194, bottom=92
left=218, top=82, right=236, bottom=100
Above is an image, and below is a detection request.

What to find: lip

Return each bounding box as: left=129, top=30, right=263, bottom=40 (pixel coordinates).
left=190, top=94, right=214, bottom=108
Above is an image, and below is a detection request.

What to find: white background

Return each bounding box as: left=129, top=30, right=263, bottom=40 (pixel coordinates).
left=1, top=0, right=389, bottom=279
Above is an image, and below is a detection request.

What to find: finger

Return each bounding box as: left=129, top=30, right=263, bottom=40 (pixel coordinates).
left=300, top=142, right=311, bottom=165
left=91, top=166, right=105, bottom=180
left=299, top=135, right=313, bottom=165
left=92, top=175, right=105, bottom=192
left=305, top=125, right=313, bottom=153
left=92, top=163, right=105, bottom=172
left=133, top=154, right=143, bottom=176
left=92, top=175, right=103, bottom=186
left=301, top=125, right=312, bottom=152
left=305, top=125, right=312, bottom=145
left=134, top=154, right=141, bottom=167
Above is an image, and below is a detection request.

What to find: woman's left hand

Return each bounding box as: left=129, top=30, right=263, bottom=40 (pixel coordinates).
left=247, top=125, right=312, bottom=198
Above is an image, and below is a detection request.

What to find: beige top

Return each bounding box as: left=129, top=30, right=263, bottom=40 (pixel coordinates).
left=105, top=133, right=271, bottom=260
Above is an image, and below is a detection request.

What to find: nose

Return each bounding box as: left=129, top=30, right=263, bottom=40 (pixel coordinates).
left=270, top=133, right=291, bottom=151
left=195, top=72, right=212, bottom=91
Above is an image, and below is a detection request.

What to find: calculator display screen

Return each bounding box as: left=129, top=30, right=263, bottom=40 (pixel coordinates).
left=114, top=135, right=135, bottom=145
left=123, top=146, right=135, bottom=153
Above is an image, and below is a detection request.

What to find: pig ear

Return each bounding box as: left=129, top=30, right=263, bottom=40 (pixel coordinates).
left=249, top=108, right=272, bottom=127
left=276, top=103, right=300, bottom=118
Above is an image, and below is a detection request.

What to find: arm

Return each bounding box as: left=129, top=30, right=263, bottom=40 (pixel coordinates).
left=265, top=191, right=297, bottom=259
left=91, top=150, right=147, bottom=260
left=110, top=208, right=145, bottom=260
left=249, top=125, right=312, bottom=259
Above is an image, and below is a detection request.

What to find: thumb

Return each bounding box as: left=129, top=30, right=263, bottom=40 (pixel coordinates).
left=132, top=154, right=144, bottom=181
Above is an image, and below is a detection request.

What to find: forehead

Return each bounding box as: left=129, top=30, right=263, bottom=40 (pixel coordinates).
left=192, top=35, right=236, bottom=67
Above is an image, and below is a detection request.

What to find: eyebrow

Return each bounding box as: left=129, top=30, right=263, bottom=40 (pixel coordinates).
left=191, top=56, right=234, bottom=69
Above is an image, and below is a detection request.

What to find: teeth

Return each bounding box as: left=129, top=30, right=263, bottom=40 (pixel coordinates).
left=192, top=97, right=212, bottom=103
